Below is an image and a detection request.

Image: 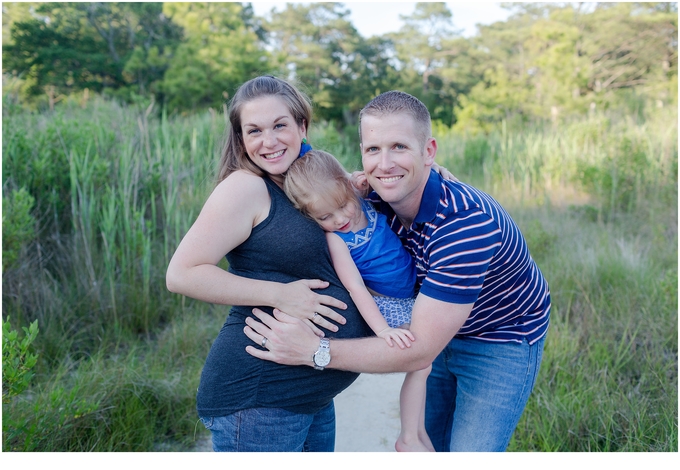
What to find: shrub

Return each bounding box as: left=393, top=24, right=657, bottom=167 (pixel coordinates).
left=2, top=316, right=39, bottom=404
left=1, top=187, right=36, bottom=272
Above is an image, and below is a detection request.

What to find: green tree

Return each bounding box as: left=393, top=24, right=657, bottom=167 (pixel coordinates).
left=433, top=35, right=489, bottom=125
left=451, top=4, right=540, bottom=130
left=346, top=35, right=403, bottom=119
left=3, top=3, right=182, bottom=102
left=580, top=3, right=678, bottom=106
left=161, top=2, right=269, bottom=111
left=453, top=3, right=678, bottom=131
left=392, top=2, right=456, bottom=94
left=453, top=65, right=532, bottom=133
left=2, top=2, right=39, bottom=45
left=3, top=3, right=121, bottom=98
left=387, top=2, right=472, bottom=126
left=264, top=2, right=368, bottom=123
left=112, top=2, right=183, bottom=98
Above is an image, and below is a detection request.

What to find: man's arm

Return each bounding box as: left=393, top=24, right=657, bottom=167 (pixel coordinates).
left=326, top=232, right=414, bottom=349
left=244, top=294, right=473, bottom=373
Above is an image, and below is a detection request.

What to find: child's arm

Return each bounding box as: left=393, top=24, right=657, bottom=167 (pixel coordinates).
left=326, top=233, right=415, bottom=349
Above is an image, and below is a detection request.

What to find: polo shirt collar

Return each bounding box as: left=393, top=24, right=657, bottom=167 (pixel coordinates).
left=413, top=169, right=442, bottom=224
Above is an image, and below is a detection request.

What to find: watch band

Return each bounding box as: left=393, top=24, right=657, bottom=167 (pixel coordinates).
left=313, top=338, right=331, bottom=370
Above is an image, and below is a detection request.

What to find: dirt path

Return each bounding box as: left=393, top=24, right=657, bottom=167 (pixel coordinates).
left=334, top=372, right=404, bottom=452
left=191, top=372, right=404, bottom=452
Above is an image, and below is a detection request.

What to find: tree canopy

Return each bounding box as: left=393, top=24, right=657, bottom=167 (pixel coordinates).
left=3, top=2, right=677, bottom=127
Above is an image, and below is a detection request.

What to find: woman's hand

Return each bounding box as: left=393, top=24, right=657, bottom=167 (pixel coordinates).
left=275, top=279, right=347, bottom=336
left=377, top=327, right=415, bottom=349
left=245, top=308, right=320, bottom=366
left=432, top=162, right=458, bottom=182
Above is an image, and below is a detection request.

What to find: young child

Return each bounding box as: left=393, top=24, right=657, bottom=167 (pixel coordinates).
left=284, top=148, right=434, bottom=452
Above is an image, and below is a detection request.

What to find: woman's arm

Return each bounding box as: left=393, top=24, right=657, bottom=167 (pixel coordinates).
left=166, top=171, right=347, bottom=333
left=326, top=233, right=414, bottom=348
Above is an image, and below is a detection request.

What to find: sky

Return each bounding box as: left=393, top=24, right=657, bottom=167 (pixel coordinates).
left=250, top=1, right=513, bottom=38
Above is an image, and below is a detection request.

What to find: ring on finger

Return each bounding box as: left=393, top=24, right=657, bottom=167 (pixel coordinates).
left=261, top=337, right=268, bottom=348
left=312, top=312, right=319, bottom=322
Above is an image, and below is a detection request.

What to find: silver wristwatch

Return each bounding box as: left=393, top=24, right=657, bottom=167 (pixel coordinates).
left=312, top=338, right=331, bottom=370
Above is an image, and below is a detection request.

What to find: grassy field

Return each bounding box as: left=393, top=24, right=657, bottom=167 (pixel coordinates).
left=2, top=94, right=677, bottom=451
left=434, top=114, right=678, bottom=451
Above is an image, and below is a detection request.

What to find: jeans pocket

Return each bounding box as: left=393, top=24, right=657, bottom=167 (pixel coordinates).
left=199, top=416, right=214, bottom=430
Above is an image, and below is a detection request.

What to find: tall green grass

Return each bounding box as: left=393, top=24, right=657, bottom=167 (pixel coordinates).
left=2, top=94, right=677, bottom=451
left=434, top=110, right=677, bottom=451
left=2, top=95, right=226, bottom=450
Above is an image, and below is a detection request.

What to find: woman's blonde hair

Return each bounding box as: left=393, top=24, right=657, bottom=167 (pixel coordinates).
left=284, top=150, right=361, bottom=217
left=217, top=75, right=313, bottom=183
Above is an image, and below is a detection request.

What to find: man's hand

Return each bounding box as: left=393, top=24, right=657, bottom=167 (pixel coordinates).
left=244, top=308, right=320, bottom=366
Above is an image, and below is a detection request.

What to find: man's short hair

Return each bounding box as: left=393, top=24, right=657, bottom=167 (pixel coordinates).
left=359, top=91, right=432, bottom=147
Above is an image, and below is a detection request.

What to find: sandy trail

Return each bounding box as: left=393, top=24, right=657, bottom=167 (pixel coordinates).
left=192, top=372, right=404, bottom=452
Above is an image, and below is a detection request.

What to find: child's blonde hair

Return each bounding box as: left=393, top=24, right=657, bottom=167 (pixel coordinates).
left=284, top=150, right=361, bottom=217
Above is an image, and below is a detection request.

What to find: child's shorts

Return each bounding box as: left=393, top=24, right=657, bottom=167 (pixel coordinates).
left=372, top=295, right=416, bottom=329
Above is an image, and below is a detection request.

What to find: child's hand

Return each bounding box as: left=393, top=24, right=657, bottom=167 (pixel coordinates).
left=432, top=162, right=458, bottom=182
left=349, top=171, right=370, bottom=196
left=377, top=327, right=415, bottom=349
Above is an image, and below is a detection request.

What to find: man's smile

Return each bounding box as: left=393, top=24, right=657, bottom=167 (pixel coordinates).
left=377, top=175, right=404, bottom=184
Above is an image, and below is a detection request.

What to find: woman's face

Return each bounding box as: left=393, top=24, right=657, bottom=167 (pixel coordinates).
left=240, top=95, right=307, bottom=183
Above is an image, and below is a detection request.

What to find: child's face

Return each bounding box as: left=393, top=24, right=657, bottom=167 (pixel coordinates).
left=308, top=196, right=364, bottom=234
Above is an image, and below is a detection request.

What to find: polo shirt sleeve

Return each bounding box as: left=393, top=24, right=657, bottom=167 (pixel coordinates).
left=419, top=210, right=502, bottom=304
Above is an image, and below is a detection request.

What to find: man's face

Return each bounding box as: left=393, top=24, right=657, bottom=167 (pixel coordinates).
left=360, top=112, right=436, bottom=216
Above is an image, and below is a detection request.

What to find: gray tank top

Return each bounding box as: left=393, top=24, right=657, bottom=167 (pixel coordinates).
left=197, top=175, right=371, bottom=416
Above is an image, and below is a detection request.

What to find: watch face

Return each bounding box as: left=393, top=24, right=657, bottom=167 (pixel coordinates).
left=314, top=350, right=331, bottom=367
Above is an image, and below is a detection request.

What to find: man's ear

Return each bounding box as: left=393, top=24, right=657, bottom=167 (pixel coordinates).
left=424, top=137, right=437, bottom=166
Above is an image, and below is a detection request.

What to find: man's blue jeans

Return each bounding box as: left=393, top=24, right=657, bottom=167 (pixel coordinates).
left=200, top=401, right=336, bottom=452
left=425, top=336, right=545, bottom=452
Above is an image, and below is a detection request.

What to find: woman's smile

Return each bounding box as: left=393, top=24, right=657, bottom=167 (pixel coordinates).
left=262, top=149, right=285, bottom=160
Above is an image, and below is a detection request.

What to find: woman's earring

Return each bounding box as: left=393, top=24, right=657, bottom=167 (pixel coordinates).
left=298, top=138, right=312, bottom=158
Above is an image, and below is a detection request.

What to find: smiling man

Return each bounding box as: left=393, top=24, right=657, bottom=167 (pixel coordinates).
left=244, top=90, right=551, bottom=452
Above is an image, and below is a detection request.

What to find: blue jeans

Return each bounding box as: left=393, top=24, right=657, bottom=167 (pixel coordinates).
left=199, top=401, right=336, bottom=452
left=425, top=336, right=545, bottom=452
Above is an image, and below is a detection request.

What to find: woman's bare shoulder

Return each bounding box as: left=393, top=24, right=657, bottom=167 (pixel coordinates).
left=220, top=169, right=266, bottom=187
left=213, top=170, right=268, bottom=199
left=203, top=170, right=270, bottom=225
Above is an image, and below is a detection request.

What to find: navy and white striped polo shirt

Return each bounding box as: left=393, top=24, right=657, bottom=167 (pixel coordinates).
left=368, top=170, right=550, bottom=344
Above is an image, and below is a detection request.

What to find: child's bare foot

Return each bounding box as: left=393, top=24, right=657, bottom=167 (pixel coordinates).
left=395, top=435, right=434, bottom=452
